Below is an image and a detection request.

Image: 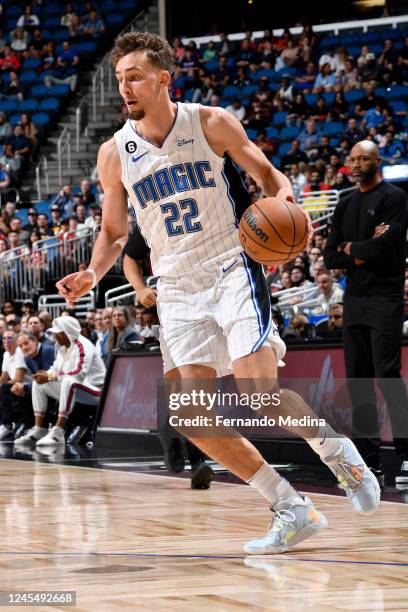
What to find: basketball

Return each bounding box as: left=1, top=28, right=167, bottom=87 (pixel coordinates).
left=239, top=197, right=308, bottom=266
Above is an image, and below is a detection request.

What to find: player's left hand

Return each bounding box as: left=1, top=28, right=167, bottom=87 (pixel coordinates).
left=56, top=271, right=94, bottom=308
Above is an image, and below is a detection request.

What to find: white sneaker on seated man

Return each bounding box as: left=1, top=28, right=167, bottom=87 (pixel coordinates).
left=16, top=316, right=106, bottom=447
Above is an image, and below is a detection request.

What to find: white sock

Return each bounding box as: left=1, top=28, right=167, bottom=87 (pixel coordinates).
left=306, top=423, right=342, bottom=459
left=247, top=461, right=302, bottom=506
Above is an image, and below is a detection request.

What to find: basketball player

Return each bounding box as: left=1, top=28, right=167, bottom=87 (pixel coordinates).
left=57, top=33, right=379, bottom=554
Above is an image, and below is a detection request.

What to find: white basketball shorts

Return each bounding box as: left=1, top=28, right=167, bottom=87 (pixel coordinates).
left=157, top=252, right=286, bottom=375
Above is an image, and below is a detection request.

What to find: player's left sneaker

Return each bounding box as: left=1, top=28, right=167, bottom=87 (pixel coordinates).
left=244, top=495, right=327, bottom=555
left=322, top=438, right=380, bottom=514
left=36, top=426, right=65, bottom=446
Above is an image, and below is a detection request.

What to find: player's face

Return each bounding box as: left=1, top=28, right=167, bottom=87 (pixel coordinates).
left=115, top=51, right=169, bottom=120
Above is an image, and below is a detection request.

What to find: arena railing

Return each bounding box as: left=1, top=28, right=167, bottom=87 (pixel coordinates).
left=76, top=97, right=89, bottom=153
left=0, top=228, right=98, bottom=305
left=104, top=276, right=158, bottom=307
left=182, top=14, right=408, bottom=46
left=298, top=189, right=339, bottom=234
left=57, top=127, right=72, bottom=185
left=35, top=155, right=50, bottom=201
left=38, top=291, right=95, bottom=319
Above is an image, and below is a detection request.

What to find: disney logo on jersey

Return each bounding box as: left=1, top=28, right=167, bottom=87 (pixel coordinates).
left=176, top=138, right=194, bottom=147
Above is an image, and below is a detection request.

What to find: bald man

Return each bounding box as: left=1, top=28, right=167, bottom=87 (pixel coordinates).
left=324, top=140, right=408, bottom=488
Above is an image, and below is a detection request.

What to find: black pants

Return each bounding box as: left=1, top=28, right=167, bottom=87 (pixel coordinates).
left=158, top=416, right=207, bottom=466
left=343, top=294, right=408, bottom=466
left=0, top=383, right=34, bottom=429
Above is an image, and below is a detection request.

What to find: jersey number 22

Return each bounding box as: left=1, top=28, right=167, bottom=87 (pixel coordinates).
left=160, top=198, right=202, bottom=236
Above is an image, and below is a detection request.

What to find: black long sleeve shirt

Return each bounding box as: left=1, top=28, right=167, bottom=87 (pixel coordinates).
left=324, top=181, right=408, bottom=297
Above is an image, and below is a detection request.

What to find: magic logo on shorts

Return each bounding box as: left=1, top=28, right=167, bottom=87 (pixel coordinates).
left=132, top=161, right=216, bottom=209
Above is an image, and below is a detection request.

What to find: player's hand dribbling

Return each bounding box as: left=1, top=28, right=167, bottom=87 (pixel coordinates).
left=280, top=191, right=314, bottom=249
left=137, top=287, right=157, bottom=308
left=56, top=271, right=94, bottom=308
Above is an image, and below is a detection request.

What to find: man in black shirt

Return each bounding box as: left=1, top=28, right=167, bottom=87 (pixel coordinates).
left=324, top=140, right=408, bottom=488
left=123, top=224, right=215, bottom=490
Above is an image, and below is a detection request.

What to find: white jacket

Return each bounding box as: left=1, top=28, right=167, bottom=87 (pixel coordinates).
left=47, top=317, right=106, bottom=387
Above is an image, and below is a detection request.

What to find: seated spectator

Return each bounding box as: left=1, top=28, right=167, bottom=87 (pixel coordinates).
left=192, top=74, right=215, bottom=104
left=274, top=76, right=294, bottom=103
left=318, top=47, right=337, bottom=71
left=50, top=205, right=62, bottom=234
left=4, top=71, right=27, bottom=101
left=289, top=163, right=307, bottom=198
left=0, top=46, right=21, bottom=72
left=38, top=311, right=54, bottom=344
left=313, top=63, right=336, bottom=93
left=278, top=39, right=299, bottom=69
left=74, top=202, right=88, bottom=225
left=61, top=3, right=76, bottom=28
left=232, top=67, right=250, bottom=88
left=179, top=48, right=199, bottom=76
left=17, top=6, right=40, bottom=30
left=6, top=125, right=32, bottom=165
left=303, top=170, right=331, bottom=193
left=20, top=113, right=39, bottom=153
left=84, top=204, right=101, bottom=229
left=0, top=330, right=28, bottom=441
left=339, top=58, right=359, bottom=91
left=37, top=213, right=54, bottom=239
left=316, top=135, right=338, bottom=163
left=0, top=144, right=21, bottom=184
left=21, top=300, right=36, bottom=317
left=2, top=301, right=16, bottom=316
left=202, top=40, right=218, bottom=63
left=82, top=10, right=105, bottom=38
left=288, top=92, right=309, bottom=124
left=0, top=162, right=9, bottom=194
left=282, top=314, right=316, bottom=340
left=27, top=314, right=54, bottom=346
left=315, top=303, right=343, bottom=337
left=0, top=113, right=12, bottom=145
left=380, top=132, right=404, bottom=164
left=44, top=41, right=79, bottom=92
left=333, top=171, right=351, bottom=191
left=281, top=139, right=309, bottom=168
left=80, top=179, right=95, bottom=207
left=225, top=99, right=246, bottom=122
left=253, top=130, right=274, bottom=157
left=106, top=307, right=139, bottom=355
left=361, top=103, right=386, bottom=131
left=316, top=271, right=344, bottom=309
left=15, top=316, right=106, bottom=447
left=6, top=314, right=21, bottom=333
left=295, top=61, right=317, bottom=91
left=10, top=28, right=30, bottom=52
left=68, top=14, right=85, bottom=40
left=298, top=119, right=320, bottom=153
left=12, top=331, right=55, bottom=438
left=51, top=185, right=75, bottom=217
left=97, top=307, right=112, bottom=359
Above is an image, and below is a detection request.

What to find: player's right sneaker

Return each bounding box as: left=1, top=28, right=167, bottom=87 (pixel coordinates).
left=14, top=426, right=48, bottom=446
left=244, top=495, right=327, bottom=555
left=322, top=438, right=380, bottom=515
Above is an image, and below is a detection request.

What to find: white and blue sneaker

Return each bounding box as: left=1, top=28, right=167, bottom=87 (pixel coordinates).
left=323, top=438, right=380, bottom=515
left=244, top=495, right=328, bottom=555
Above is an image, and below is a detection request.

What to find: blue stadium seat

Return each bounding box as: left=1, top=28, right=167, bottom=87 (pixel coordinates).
left=280, top=126, right=299, bottom=140
left=321, top=35, right=338, bottom=49
left=271, top=156, right=281, bottom=168
left=106, top=14, right=125, bottom=27
left=76, top=41, right=97, bottom=55
left=9, top=114, right=21, bottom=126
left=344, top=90, right=366, bottom=103
left=241, top=84, right=258, bottom=97
left=226, top=58, right=236, bottom=69
left=6, top=6, right=21, bottom=16
left=322, top=121, right=344, bottom=135
left=36, top=200, right=52, bottom=214
left=266, top=126, right=279, bottom=139
left=222, top=85, right=240, bottom=98
left=43, top=17, right=61, bottom=28
left=119, top=0, right=138, bottom=10
left=341, top=33, right=360, bottom=45
left=5, top=19, right=18, bottom=30
left=305, top=93, right=318, bottom=106
left=22, top=58, right=41, bottom=70
left=16, top=208, right=29, bottom=225
left=322, top=92, right=335, bottom=105
left=246, top=128, right=258, bottom=140
left=370, top=44, right=383, bottom=55
left=31, top=84, right=49, bottom=99
left=52, top=28, right=70, bottom=42
left=277, top=67, right=297, bottom=77
left=361, top=32, right=380, bottom=44
left=379, top=29, right=401, bottom=41
left=183, top=88, right=195, bottom=102
left=204, top=60, right=218, bottom=72
left=0, top=100, right=17, bottom=113
left=278, top=142, right=292, bottom=156
left=100, top=1, right=117, bottom=11
left=20, top=71, right=38, bottom=85
left=42, top=4, right=62, bottom=15
left=388, top=86, right=408, bottom=100
left=19, top=99, right=39, bottom=113
left=39, top=98, right=60, bottom=112
left=31, top=113, right=51, bottom=127
left=273, top=111, right=288, bottom=126
left=346, top=46, right=361, bottom=57
left=49, top=84, right=70, bottom=98
left=390, top=101, right=406, bottom=114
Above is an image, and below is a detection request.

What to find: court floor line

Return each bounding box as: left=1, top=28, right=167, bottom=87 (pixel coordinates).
left=0, top=551, right=407, bottom=568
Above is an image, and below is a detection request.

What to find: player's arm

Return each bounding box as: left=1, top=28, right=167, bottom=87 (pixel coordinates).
left=56, top=138, right=129, bottom=306
left=123, top=256, right=157, bottom=307
left=201, top=106, right=294, bottom=202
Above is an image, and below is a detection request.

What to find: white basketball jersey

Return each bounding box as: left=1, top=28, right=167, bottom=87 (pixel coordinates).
left=114, top=102, right=251, bottom=277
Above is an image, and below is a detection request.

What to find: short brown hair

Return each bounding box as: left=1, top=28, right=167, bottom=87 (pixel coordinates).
left=111, top=32, right=173, bottom=73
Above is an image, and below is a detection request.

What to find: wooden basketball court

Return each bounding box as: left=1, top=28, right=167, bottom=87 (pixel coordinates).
left=0, top=458, right=407, bottom=610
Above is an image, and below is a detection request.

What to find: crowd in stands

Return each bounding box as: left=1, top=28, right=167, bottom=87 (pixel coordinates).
left=0, top=295, right=159, bottom=445
left=167, top=25, right=408, bottom=335
left=0, top=0, right=136, bottom=192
